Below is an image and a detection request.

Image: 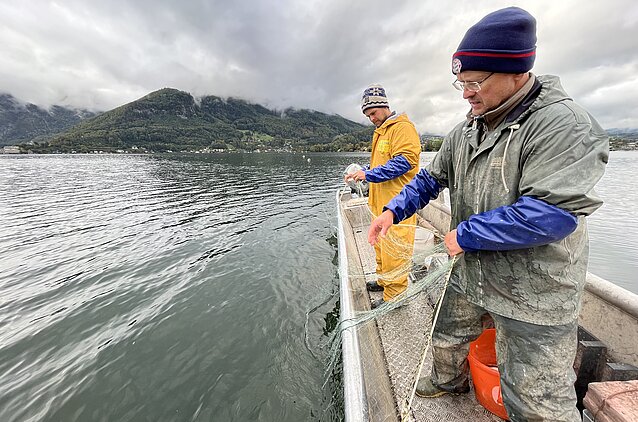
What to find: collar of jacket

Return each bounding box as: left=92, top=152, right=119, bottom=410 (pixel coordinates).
left=466, top=73, right=538, bottom=132
left=484, top=74, right=536, bottom=130
left=503, top=75, right=543, bottom=126
left=460, top=75, right=561, bottom=160
left=375, top=111, right=408, bottom=134
left=462, top=75, right=540, bottom=155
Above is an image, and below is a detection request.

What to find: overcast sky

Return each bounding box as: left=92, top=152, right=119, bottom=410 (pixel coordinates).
left=1, top=0, right=637, bottom=134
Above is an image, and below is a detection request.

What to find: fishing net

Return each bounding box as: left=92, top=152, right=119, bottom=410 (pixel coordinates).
left=331, top=190, right=506, bottom=422
left=303, top=184, right=471, bottom=421
left=335, top=199, right=455, bottom=418
left=304, top=157, right=502, bottom=421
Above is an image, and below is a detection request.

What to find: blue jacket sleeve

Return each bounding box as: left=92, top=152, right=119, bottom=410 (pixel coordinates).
left=383, top=169, right=442, bottom=223
left=456, top=196, right=578, bottom=252
left=365, top=155, right=411, bottom=183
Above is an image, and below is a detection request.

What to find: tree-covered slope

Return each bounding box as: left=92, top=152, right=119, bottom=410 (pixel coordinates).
left=32, top=88, right=367, bottom=152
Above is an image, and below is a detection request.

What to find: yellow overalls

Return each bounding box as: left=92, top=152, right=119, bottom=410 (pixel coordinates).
left=368, top=113, right=421, bottom=301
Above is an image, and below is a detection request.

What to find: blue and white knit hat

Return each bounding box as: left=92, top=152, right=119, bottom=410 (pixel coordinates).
left=452, top=7, right=536, bottom=75
left=361, top=84, right=389, bottom=113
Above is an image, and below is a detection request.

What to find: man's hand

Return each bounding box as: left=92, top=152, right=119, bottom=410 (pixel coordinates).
left=368, top=210, right=395, bottom=245
left=344, top=170, right=366, bottom=183
left=444, top=229, right=464, bottom=256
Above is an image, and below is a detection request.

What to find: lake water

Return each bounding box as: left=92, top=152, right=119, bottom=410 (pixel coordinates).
left=584, top=151, right=638, bottom=292
left=0, top=151, right=636, bottom=422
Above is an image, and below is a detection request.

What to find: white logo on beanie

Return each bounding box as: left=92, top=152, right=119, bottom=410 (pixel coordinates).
left=452, top=58, right=462, bottom=74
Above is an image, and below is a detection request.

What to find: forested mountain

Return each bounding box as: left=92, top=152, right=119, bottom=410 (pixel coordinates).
left=24, top=88, right=368, bottom=153
left=0, top=93, right=97, bottom=147
left=6, top=88, right=636, bottom=153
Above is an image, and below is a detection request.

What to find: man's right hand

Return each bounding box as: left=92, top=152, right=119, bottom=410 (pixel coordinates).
left=368, top=210, right=395, bottom=245
left=444, top=229, right=464, bottom=256
left=344, top=170, right=366, bottom=183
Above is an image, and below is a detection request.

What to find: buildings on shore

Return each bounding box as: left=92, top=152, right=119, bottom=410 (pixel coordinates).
left=2, top=146, right=20, bottom=154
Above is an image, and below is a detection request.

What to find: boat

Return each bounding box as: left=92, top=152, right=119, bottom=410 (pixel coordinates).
left=336, top=187, right=638, bottom=422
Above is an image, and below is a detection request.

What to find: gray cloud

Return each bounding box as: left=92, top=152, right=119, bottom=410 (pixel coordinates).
left=1, top=0, right=636, bottom=134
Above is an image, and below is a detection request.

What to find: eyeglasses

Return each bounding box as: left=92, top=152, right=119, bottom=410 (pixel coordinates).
left=452, top=73, right=494, bottom=92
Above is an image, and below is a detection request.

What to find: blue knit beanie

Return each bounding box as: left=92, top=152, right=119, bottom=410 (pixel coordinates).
left=361, top=84, right=389, bottom=113
left=452, top=7, right=536, bottom=75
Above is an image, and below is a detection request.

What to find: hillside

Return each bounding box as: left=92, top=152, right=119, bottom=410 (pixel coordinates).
left=606, top=128, right=638, bottom=138
left=25, top=88, right=367, bottom=153
left=8, top=88, right=636, bottom=153
left=0, top=93, right=97, bottom=147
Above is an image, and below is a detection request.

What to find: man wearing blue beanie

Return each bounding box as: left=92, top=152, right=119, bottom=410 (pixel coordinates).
left=368, top=7, right=609, bottom=421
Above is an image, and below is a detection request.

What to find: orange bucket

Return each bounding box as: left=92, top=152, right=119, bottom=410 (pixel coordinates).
left=468, top=328, right=509, bottom=420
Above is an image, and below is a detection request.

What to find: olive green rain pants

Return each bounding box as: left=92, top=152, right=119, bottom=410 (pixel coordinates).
left=374, top=214, right=416, bottom=302
left=430, top=286, right=580, bottom=422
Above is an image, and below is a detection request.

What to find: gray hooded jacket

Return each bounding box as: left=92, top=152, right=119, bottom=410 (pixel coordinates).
left=428, top=74, right=609, bottom=325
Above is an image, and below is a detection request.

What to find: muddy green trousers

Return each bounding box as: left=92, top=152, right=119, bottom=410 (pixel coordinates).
left=431, top=286, right=580, bottom=422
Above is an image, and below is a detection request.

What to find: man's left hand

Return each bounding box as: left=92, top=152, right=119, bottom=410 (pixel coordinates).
left=444, top=229, right=464, bottom=256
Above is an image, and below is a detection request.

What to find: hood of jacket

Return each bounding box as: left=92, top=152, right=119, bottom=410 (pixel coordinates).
left=506, top=74, right=572, bottom=126
left=375, top=112, right=415, bottom=135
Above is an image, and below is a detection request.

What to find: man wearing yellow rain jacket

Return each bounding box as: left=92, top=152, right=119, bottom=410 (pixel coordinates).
left=345, top=84, right=421, bottom=308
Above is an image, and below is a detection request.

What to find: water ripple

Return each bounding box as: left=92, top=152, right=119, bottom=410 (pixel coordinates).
left=2, top=151, right=632, bottom=421
left=0, top=153, right=352, bottom=421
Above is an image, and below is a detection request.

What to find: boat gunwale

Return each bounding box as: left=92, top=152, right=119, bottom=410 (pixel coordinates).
left=584, top=272, right=638, bottom=320
left=336, top=189, right=369, bottom=422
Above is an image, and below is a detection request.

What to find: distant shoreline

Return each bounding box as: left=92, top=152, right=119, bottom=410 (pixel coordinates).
left=2, top=136, right=636, bottom=155
left=3, top=148, right=638, bottom=156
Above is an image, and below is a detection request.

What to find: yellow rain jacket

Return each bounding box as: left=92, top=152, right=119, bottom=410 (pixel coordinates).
left=367, top=113, right=421, bottom=300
